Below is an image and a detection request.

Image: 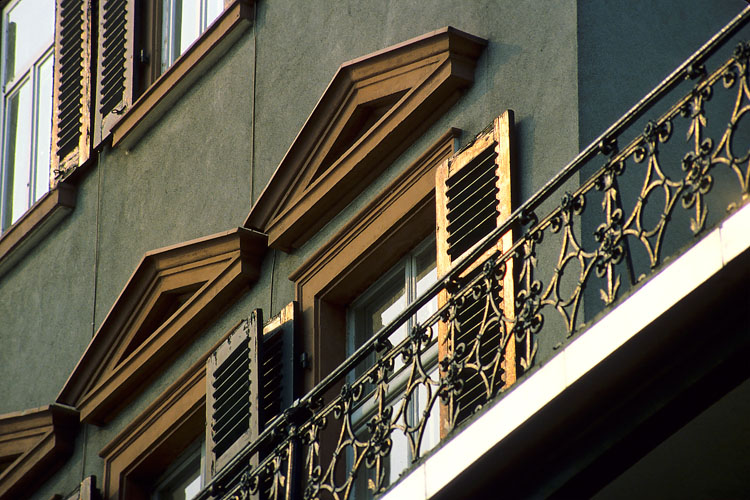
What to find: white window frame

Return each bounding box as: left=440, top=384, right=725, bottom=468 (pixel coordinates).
left=151, top=436, right=207, bottom=500
left=160, top=0, right=223, bottom=74
left=0, top=0, right=54, bottom=232
left=346, top=236, right=440, bottom=497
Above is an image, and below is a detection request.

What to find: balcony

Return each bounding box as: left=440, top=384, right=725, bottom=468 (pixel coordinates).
left=198, top=7, right=750, bottom=500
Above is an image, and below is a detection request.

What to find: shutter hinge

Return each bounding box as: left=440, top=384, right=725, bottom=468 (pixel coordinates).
left=138, top=49, right=149, bottom=65
left=299, top=352, right=310, bottom=370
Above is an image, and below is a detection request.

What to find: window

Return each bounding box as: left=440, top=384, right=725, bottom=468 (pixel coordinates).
left=0, top=0, right=54, bottom=231
left=152, top=437, right=205, bottom=500
left=137, top=0, right=225, bottom=92
left=100, top=0, right=254, bottom=148
left=346, top=237, right=440, bottom=498
left=160, top=0, right=224, bottom=74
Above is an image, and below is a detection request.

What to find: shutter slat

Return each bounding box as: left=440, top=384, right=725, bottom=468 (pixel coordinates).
left=445, top=144, right=499, bottom=262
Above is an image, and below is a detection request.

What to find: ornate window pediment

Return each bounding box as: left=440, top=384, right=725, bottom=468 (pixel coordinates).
left=0, top=404, right=78, bottom=500
left=57, top=228, right=266, bottom=425
left=245, top=27, right=487, bottom=250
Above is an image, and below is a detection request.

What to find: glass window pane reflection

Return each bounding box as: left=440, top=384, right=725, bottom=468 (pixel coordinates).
left=5, top=79, right=32, bottom=226
left=5, top=0, right=54, bottom=84
left=163, top=0, right=226, bottom=73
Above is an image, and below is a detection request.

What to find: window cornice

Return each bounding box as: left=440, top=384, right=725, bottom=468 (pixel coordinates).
left=289, top=129, right=459, bottom=386
left=245, top=27, right=486, bottom=251
left=0, top=404, right=79, bottom=500
left=98, top=329, right=224, bottom=500
left=57, top=227, right=267, bottom=425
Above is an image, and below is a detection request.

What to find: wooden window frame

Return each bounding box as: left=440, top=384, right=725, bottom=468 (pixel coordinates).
left=57, top=228, right=267, bottom=426
left=289, top=129, right=459, bottom=390
left=0, top=0, right=56, bottom=232
left=435, top=111, right=517, bottom=435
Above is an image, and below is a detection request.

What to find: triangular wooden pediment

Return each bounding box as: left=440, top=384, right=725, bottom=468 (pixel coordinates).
left=245, top=27, right=487, bottom=250
left=0, top=404, right=78, bottom=500
left=57, top=228, right=267, bottom=425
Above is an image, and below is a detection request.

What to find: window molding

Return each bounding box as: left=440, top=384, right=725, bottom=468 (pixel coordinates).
left=245, top=28, right=485, bottom=251
left=0, top=404, right=79, bottom=500
left=0, top=182, right=76, bottom=280
left=99, top=324, right=234, bottom=500
left=289, top=129, right=459, bottom=388
left=109, top=0, right=254, bottom=150
left=57, top=227, right=267, bottom=425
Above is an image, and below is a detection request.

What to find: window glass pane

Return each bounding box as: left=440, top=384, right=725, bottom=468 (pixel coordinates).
left=178, top=0, right=200, bottom=56
left=363, top=276, right=405, bottom=341
left=4, top=0, right=54, bottom=84
left=4, top=78, right=32, bottom=226
left=205, top=0, right=223, bottom=28
left=33, top=52, right=53, bottom=202
left=349, top=268, right=405, bottom=379
left=153, top=438, right=203, bottom=500
left=414, top=243, right=437, bottom=323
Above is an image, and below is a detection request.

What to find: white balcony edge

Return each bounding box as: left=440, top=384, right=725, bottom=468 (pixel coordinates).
left=382, top=201, right=750, bottom=500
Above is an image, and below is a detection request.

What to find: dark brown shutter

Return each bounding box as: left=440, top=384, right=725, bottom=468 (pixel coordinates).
left=206, top=310, right=262, bottom=479
left=259, top=302, right=298, bottom=430
left=255, top=302, right=298, bottom=499
left=95, top=0, right=134, bottom=146
left=51, top=0, right=92, bottom=180
left=436, top=110, right=516, bottom=434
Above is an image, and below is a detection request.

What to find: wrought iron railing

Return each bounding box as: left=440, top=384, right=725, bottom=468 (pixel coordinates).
left=198, top=7, right=750, bottom=500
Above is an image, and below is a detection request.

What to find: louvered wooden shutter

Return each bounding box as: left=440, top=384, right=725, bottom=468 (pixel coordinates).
left=206, top=310, right=262, bottom=479
left=51, top=0, right=92, bottom=181
left=255, top=302, right=298, bottom=499
left=436, top=110, right=516, bottom=434
left=260, top=301, right=298, bottom=430
left=94, top=0, right=134, bottom=146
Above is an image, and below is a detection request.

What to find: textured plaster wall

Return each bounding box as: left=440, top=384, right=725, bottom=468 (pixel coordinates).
left=577, top=0, right=746, bottom=148
left=1, top=2, right=579, bottom=495
left=0, top=169, right=98, bottom=414
left=0, top=27, right=256, bottom=416
left=92, top=33, right=256, bottom=329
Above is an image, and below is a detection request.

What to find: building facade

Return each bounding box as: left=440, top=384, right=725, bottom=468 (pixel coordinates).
left=0, top=1, right=749, bottom=499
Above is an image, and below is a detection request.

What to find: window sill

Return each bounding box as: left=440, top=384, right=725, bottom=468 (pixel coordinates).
left=110, top=0, right=254, bottom=150
left=0, top=183, right=77, bottom=280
